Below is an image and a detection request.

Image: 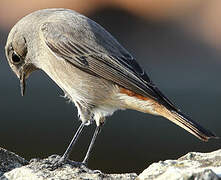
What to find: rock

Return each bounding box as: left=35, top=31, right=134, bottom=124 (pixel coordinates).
left=0, top=151, right=137, bottom=180
left=0, top=147, right=221, bottom=180
left=2, top=160, right=137, bottom=180
left=138, top=149, right=221, bottom=180
left=0, top=147, right=28, bottom=177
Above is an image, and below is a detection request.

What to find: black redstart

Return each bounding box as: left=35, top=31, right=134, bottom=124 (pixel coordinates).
left=5, top=8, right=217, bottom=165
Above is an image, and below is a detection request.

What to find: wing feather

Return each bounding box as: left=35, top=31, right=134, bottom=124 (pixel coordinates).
left=41, top=20, right=177, bottom=111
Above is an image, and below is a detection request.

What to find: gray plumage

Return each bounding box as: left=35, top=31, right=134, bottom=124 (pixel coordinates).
left=5, top=8, right=217, bottom=165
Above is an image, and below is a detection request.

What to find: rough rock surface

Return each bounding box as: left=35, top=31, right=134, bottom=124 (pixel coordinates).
left=0, top=147, right=221, bottom=180
left=0, top=150, right=137, bottom=180
left=0, top=148, right=28, bottom=177
left=138, top=149, right=221, bottom=180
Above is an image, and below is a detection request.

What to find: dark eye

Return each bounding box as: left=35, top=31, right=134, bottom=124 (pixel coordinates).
left=11, top=52, right=21, bottom=64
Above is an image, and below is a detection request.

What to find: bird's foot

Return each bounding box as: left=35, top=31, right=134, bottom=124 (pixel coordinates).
left=45, top=154, right=66, bottom=170
left=44, top=155, right=88, bottom=171
left=43, top=154, right=80, bottom=170
left=79, top=161, right=102, bottom=174
left=29, top=154, right=65, bottom=171
left=33, top=154, right=102, bottom=174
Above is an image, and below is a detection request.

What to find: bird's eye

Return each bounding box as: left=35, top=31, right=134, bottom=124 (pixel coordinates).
left=11, top=51, right=21, bottom=64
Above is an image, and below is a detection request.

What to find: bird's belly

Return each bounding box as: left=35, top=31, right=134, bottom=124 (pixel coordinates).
left=38, top=52, right=158, bottom=125
left=39, top=55, right=119, bottom=106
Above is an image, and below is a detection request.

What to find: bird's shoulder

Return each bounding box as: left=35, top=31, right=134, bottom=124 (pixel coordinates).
left=40, top=12, right=151, bottom=82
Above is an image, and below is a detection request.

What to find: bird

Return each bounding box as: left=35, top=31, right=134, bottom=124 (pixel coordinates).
left=5, top=8, right=217, bottom=166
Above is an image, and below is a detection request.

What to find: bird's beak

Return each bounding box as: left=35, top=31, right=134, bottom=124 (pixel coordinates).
left=19, top=71, right=26, bottom=96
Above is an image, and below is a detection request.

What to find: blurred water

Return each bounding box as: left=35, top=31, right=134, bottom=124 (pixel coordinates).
left=0, top=8, right=220, bottom=173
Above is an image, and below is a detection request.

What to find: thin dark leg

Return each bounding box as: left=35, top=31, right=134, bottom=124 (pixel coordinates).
left=58, top=122, right=85, bottom=163
left=82, top=125, right=102, bottom=165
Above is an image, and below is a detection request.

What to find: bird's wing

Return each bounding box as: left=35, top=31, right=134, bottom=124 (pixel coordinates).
left=40, top=20, right=177, bottom=111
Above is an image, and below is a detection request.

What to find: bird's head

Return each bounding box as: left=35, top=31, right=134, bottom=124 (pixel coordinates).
left=5, top=23, right=38, bottom=96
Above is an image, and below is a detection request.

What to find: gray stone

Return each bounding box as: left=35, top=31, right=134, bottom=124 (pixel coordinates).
left=0, top=147, right=28, bottom=177
left=0, top=153, right=137, bottom=180
left=138, top=149, right=221, bottom=180
left=1, top=147, right=221, bottom=180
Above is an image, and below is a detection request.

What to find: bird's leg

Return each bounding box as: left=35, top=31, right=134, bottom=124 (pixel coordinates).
left=82, top=123, right=103, bottom=165
left=58, top=122, right=85, bottom=164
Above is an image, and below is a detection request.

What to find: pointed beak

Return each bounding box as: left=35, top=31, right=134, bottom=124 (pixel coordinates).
left=19, top=71, right=26, bottom=96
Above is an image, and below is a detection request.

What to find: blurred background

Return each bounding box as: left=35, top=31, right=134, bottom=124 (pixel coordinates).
left=0, top=0, right=221, bottom=174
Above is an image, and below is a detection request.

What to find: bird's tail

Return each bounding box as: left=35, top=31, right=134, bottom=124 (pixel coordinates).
left=118, top=86, right=217, bottom=141
left=154, top=105, right=218, bottom=141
